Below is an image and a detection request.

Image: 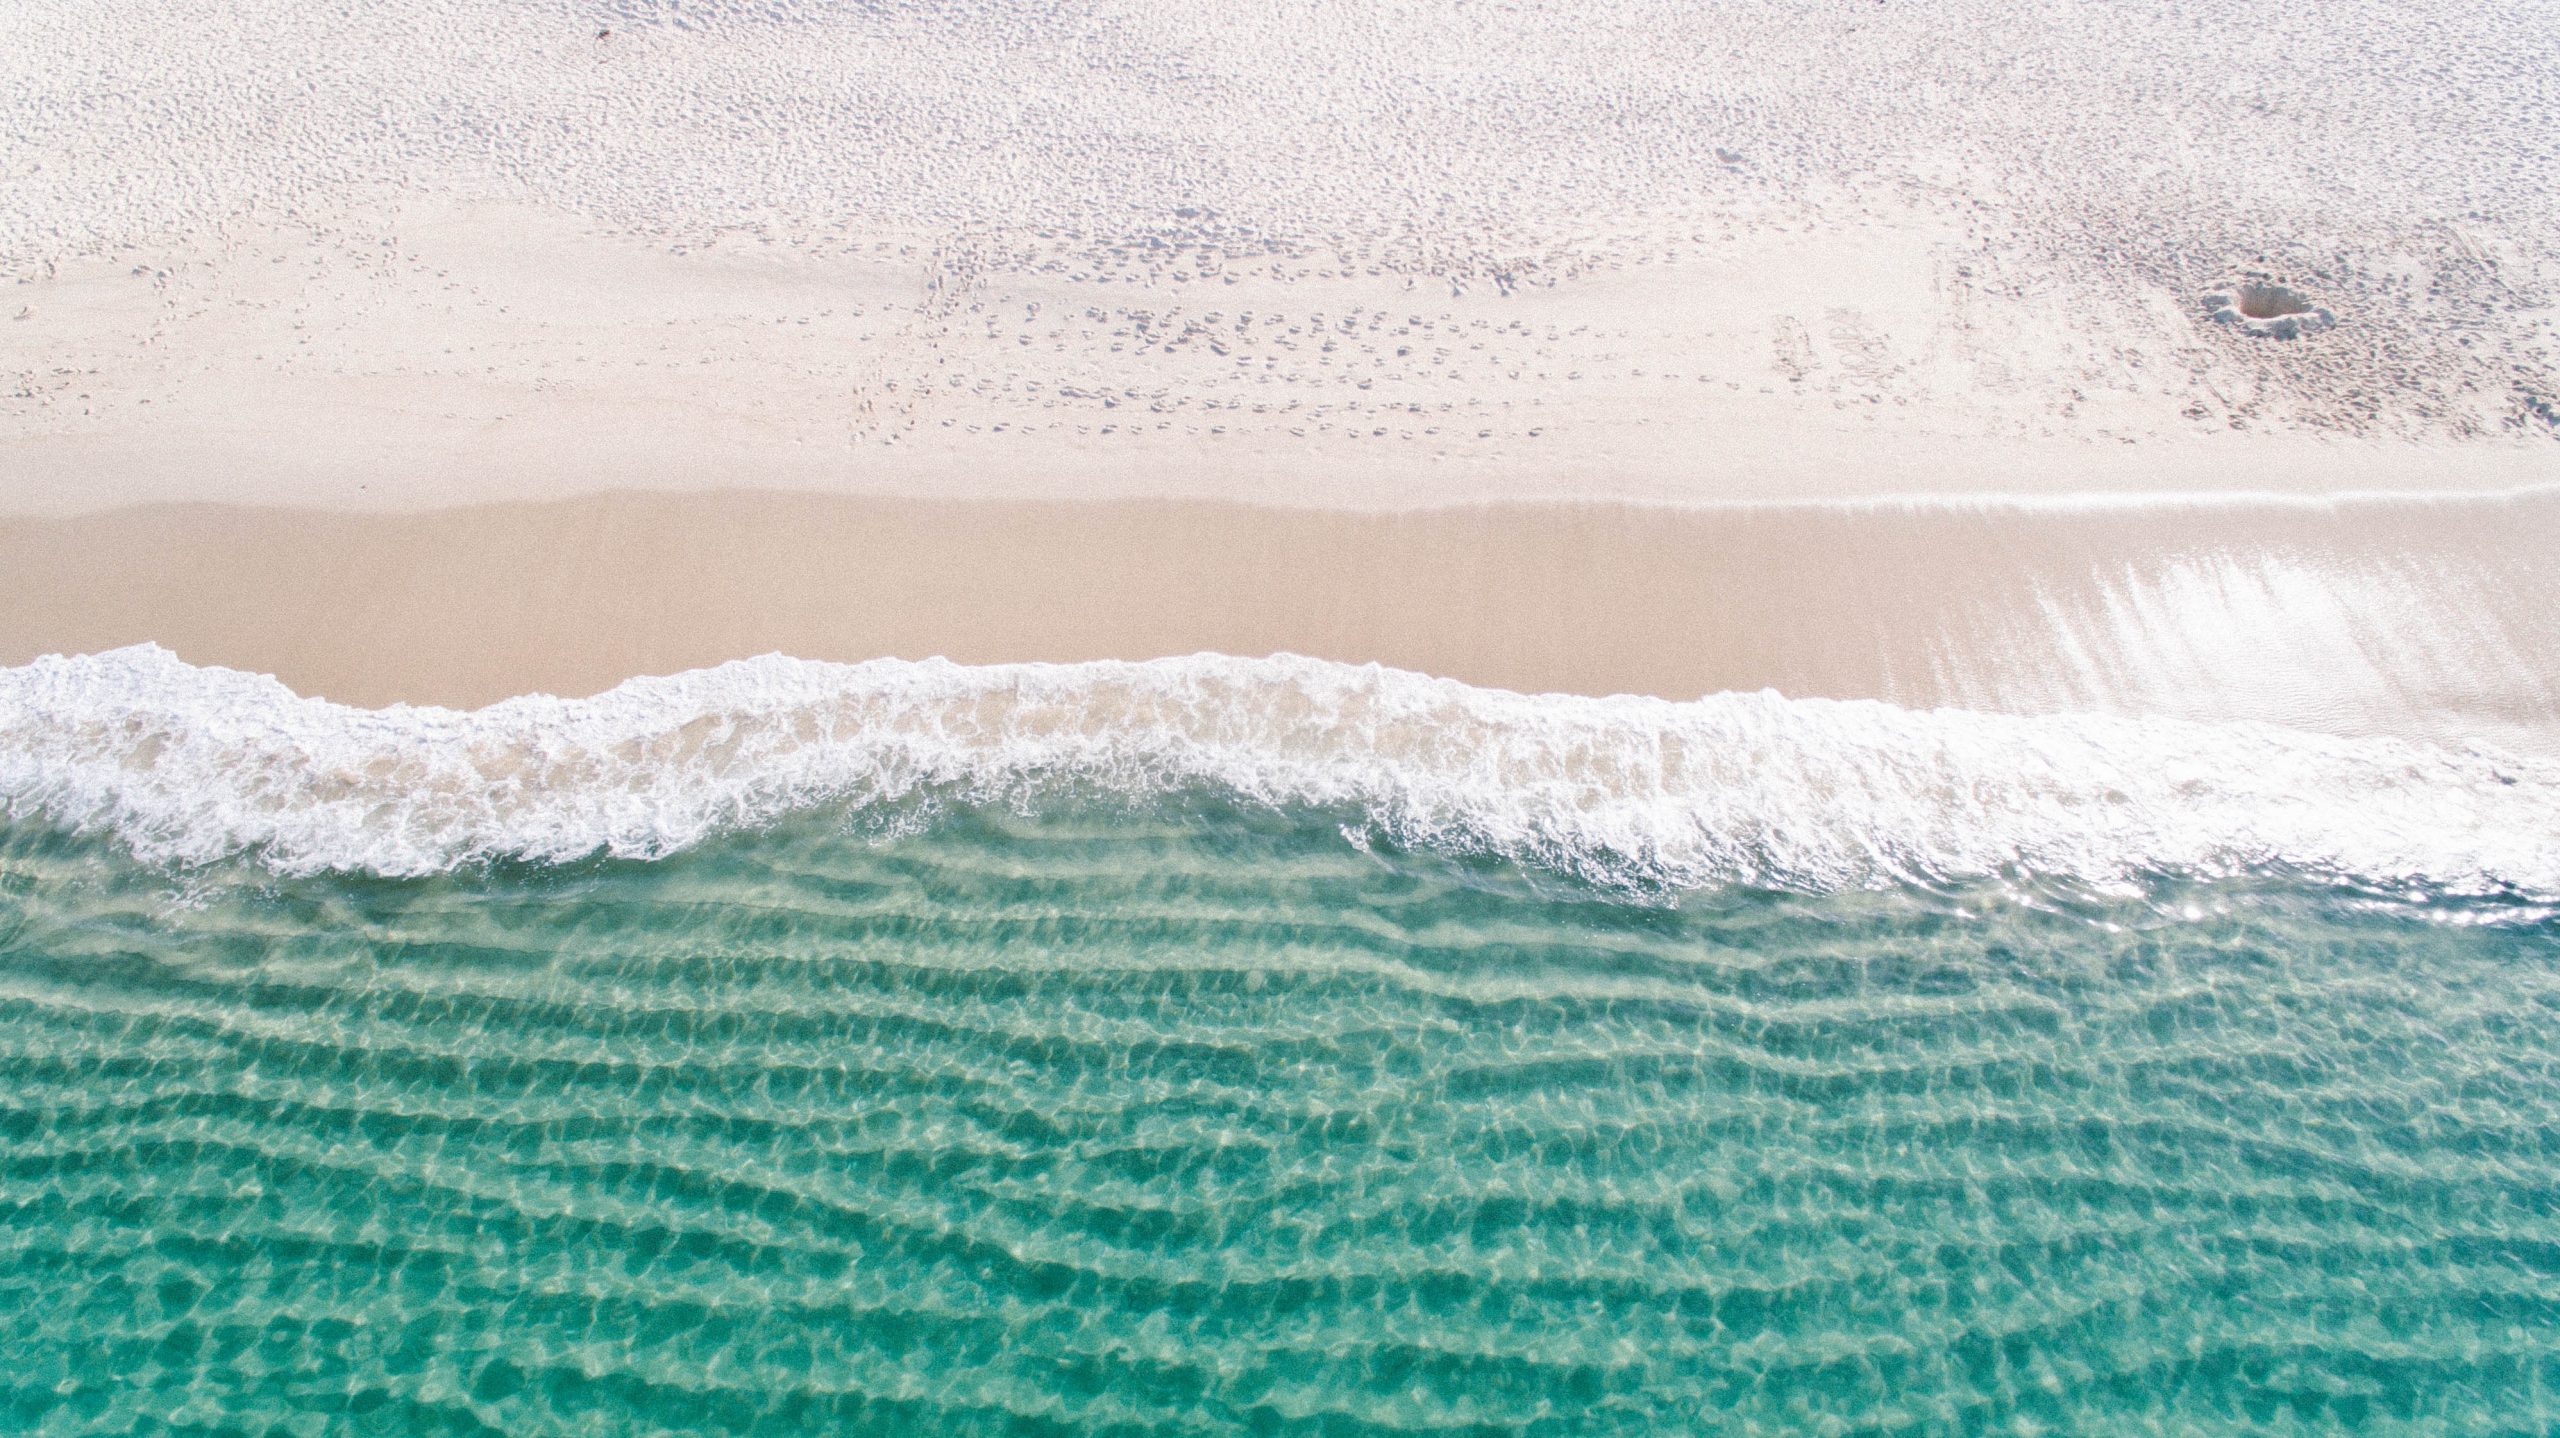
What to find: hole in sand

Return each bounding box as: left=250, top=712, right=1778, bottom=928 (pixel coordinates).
left=2234, top=283, right=2316, bottom=320
left=2203, top=280, right=2334, bottom=339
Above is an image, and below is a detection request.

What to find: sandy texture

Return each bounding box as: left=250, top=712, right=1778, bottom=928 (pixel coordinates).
left=5, top=2, right=2557, bottom=513
left=7, top=491, right=2555, bottom=756
left=5, top=2, right=2554, bottom=748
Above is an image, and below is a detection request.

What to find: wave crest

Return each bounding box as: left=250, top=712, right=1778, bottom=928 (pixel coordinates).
left=2, top=645, right=2554, bottom=894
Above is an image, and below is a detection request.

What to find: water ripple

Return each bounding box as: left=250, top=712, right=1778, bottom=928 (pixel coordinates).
left=4, top=807, right=2559, bottom=1433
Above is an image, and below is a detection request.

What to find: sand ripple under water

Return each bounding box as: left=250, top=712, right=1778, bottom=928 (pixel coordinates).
left=1, top=802, right=2555, bottom=1433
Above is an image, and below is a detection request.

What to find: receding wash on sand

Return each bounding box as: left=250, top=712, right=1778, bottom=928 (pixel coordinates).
left=3, top=1, right=2558, bottom=1434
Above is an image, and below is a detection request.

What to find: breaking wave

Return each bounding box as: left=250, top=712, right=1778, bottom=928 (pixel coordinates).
left=2, top=644, right=2554, bottom=895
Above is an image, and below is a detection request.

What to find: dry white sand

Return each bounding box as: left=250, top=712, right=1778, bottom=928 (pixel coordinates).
left=8, top=194, right=2560, bottom=515
left=5, top=0, right=2556, bottom=513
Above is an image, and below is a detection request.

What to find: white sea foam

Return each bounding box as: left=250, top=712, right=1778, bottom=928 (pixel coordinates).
left=3, top=645, right=2555, bottom=895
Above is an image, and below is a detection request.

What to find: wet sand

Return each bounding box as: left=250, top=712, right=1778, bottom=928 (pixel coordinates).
left=6, top=489, right=2555, bottom=755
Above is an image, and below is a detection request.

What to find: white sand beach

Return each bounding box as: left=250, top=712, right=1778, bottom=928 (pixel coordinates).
left=3, top=0, right=2555, bottom=735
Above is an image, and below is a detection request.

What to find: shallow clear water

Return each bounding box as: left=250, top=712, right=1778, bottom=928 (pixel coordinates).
left=4, top=797, right=2557, bottom=1436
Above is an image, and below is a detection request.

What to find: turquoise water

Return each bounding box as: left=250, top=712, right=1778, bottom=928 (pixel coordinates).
left=4, top=796, right=2557, bottom=1436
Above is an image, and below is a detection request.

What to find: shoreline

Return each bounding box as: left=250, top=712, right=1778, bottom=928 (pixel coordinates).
left=8, top=488, right=2555, bottom=756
